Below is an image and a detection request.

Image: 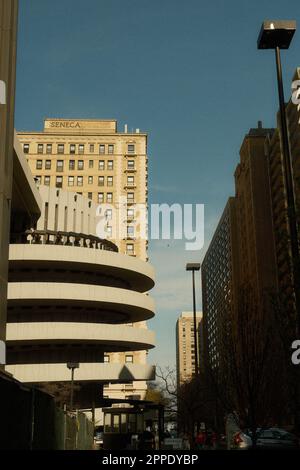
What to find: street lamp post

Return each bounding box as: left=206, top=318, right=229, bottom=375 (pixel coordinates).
left=258, top=20, right=300, bottom=335
left=67, top=362, right=79, bottom=411
left=186, top=263, right=201, bottom=376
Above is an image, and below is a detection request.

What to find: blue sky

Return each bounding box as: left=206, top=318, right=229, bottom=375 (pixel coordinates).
left=15, top=0, right=300, bottom=368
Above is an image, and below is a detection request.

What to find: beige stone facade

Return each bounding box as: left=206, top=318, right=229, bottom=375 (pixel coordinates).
left=17, top=119, right=148, bottom=260
left=176, top=311, right=203, bottom=386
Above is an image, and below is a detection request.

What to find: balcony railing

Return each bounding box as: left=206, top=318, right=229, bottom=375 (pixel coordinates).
left=11, top=229, right=118, bottom=252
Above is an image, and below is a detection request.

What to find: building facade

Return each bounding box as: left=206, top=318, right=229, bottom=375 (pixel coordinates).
left=17, top=119, right=148, bottom=260
left=201, top=198, right=239, bottom=371
left=17, top=118, right=150, bottom=404
left=0, top=0, right=18, bottom=348
left=266, top=71, right=300, bottom=319
left=202, top=100, right=300, bottom=373
left=176, top=311, right=203, bottom=386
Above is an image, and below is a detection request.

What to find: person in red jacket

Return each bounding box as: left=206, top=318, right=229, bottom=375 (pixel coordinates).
left=195, top=430, right=206, bottom=450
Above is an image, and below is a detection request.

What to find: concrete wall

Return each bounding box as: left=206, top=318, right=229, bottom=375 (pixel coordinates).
left=37, top=184, right=99, bottom=235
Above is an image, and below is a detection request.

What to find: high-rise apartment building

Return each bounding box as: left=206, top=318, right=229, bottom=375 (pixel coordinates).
left=202, top=71, right=300, bottom=371
left=176, top=311, right=203, bottom=386
left=17, top=118, right=150, bottom=403
left=17, top=118, right=148, bottom=260
left=202, top=198, right=239, bottom=371
left=202, top=123, right=279, bottom=370
left=266, top=69, right=300, bottom=317
left=234, top=124, right=277, bottom=302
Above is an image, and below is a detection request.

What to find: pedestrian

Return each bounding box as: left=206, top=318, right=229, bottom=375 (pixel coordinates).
left=195, top=430, right=206, bottom=450
left=206, top=429, right=212, bottom=449
left=211, top=431, right=218, bottom=449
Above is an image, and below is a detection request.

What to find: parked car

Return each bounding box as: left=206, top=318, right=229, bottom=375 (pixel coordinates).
left=232, top=427, right=299, bottom=450
left=231, top=431, right=252, bottom=450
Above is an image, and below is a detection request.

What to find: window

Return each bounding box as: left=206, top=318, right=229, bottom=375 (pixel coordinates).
left=125, top=355, right=133, bottom=363
left=44, top=176, right=50, bottom=186
left=108, top=144, right=114, bottom=154
left=106, top=209, right=112, bottom=220
left=35, top=176, right=41, bottom=185
left=68, top=176, right=74, bottom=187
left=107, top=193, right=113, bottom=203
left=46, top=144, right=52, bottom=154
left=99, top=160, right=105, bottom=170
left=57, top=144, right=64, bottom=154
left=88, top=192, right=93, bottom=200
left=107, top=176, right=113, bottom=186
left=128, top=144, right=135, bottom=154
left=126, top=243, right=134, bottom=255
left=127, top=160, right=135, bottom=170
left=127, top=192, right=134, bottom=203
left=56, top=160, right=64, bottom=172
left=37, top=144, right=43, bottom=154
left=45, top=160, right=51, bottom=170
left=77, top=176, right=83, bottom=186
left=98, top=176, right=104, bottom=186
left=56, top=176, right=63, bottom=188
left=69, top=160, right=75, bottom=170
left=88, top=176, right=93, bottom=185
left=107, top=160, right=114, bottom=170
left=127, top=176, right=134, bottom=186
left=89, top=160, right=94, bottom=168
left=98, top=192, right=104, bottom=203
left=36, top=160, right=43, bottom=170
left=78, top=144, right=84, bottom=154
left=106, top=226, right=112, bottom=237
left=127, top=226, right=135, bottom=238
left=23, top=144, right=30, bottom=154
left=99, top=144, right=105, bottom=154
left=104, top=355, right=110, bottom=363
left=90, top=144, right=94, bottom=153
left=70, top=144, right=76, bottom=154
left=112, top=415, right=120, bottom=433
left=127, top=208, right=134, bottom=220
left=78, top=160, right=84, bottom=170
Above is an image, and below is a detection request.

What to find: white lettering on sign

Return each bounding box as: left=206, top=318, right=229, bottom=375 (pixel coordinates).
left=49, top=121, right=81, bottom=129
left=292, top=80, right=300, bottom=105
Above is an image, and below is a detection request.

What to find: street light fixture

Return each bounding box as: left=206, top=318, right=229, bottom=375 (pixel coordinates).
left=257, top=20, right=296, bottom=49
left=67, top=362, right=79, bottom=411
left=258, top=20, right=300, bottom=336
left=186, top=263, right=201, bottom=376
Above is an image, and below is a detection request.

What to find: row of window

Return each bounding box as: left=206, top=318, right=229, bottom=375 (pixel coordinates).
left=36, top=176, right=136, bottom=201
left=36, top=159, right=121, bottom=171
left=103, top=208, right=135, bottom=220
left=35, top=172, right=135, bottom=187
left=105, top=226, right=136, bottom=239
left=24, top=143, right=136, bottom=155
left=96, top=192, right=134, bottom=203
left=35, top=159, right=136, bottom=171
left=104, top=354, right=134, bottom=363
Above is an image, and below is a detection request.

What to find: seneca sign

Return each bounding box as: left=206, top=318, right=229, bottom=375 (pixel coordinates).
left=49, top=121, right=81, bottom=129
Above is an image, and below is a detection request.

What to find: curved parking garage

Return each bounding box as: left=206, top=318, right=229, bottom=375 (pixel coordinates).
left=7, top=282, right=155, bottom=323
left=7, top=227, right=156, bottom=399
left=9, top=241, right=155, bottom=292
